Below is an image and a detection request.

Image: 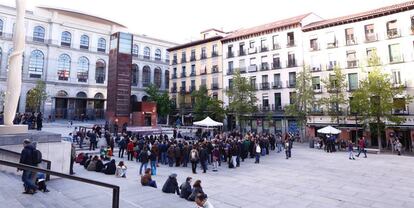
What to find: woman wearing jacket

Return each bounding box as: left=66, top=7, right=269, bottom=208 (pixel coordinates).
left=188, top=180, right=205, bottom=201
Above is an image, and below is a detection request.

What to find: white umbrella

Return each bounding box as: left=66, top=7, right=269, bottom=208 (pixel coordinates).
left=317, top=125, right=341, bottom=134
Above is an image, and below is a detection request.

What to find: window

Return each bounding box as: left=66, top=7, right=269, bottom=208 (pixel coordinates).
left=239, top=42, right=245, bottom=55
left=327, top=53, right=337, bottom=70
left=228, top=79, right=233, bottom=90
left=131, top=64, right=139, bottom=86
left=260, top=39, right=268, bottom=51
left=388, top=44, right=402, bottom=63
left=33, top=26, right=45, bottom=42
left=386, top=20, right=399, bottom=38
left=346, top=50, right=357, bottom=68
left=272, top=54, right=280, bottom=69
left=312, top=76, right=321, bottom=90
left=366, top=47, right=377, bottom=62
left=132, top=44, right=139, bottom=56
left=227, top=45, right=233, bottom=58
left=348, top=73, right=358, bottom=91
left=172, top=53, right=177, bottom=64
left=95, top=60, right=106, bottom=84
left=326, top=32, right=336, bottom=48
left=0, top=19, right=3, bottom=35
left=249, top=41, right=255, bottom=48
left=201, top=47, right=206, bottom=59
left=345, top=28, right=355, bottom=45
left=364, top=24, right=376, bottom=42
left=58, top=54, right=71, bottom=81
left=250, top=76, right=256, bottom=89
left=239, top=59, right=245, bottom=70
left=262, top=94, right=269, bottom=108
left=288, top=52, right=296, bottom=67
left=411, top=16, right=414, bottom=31
left=289, top=92, right=296, bottom=104
left=77, top=56, right=89, bottom=82
left=28, top=50, right=44, bottom=78
left=165, top=70, right=170, bottom=88
left=273, top=74, right=281, bottom=88
left=392, top=71, right=401, bottom=85
left=97, top=38, right=106, bottom=52
left=394, top=98, right=407, bottom=114
left=61, top=31, right=71, bottom=47
left=274, top=93, right=282, bottom=110
left=190, top=80, right=196, bottom=91
left=155, top=49, right=161, bottom=60
left=191, top=64, right=196, bottom=75
left=181, top=66, right=186, bottom=77
left=201, top=78, right=206, bottom=87
left=310, top=55, right=320, bottom=71
left=154, top=67, right=162, bottom=88
left=212, top=44, right=218, bottom=56
left=289, top=72, right=296, bottom=87
left=310, top=38, right=318, bottom=50
left=80, top=35, right=89, bottom=49
left=212, top=77, right=219, bottom=89
left=272, top=35, right=280, bottom=49
left=142, top=65, right=151, bottom=87
left=191, top=49, right=196, bottom=61
left=144, top=47, right=151, bottom=59
left=173, top=67, right=177, bottom=78
left=181, top=51, right=186, bottom=63
left=261, top=75, right=269, bottom=89
left=287, top=32, right=294, bottom=46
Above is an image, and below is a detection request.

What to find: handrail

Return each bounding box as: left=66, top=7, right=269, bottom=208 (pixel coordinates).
left=0, top=147, right=52, bottom=181
left=0, top=159, right=120, bottom=208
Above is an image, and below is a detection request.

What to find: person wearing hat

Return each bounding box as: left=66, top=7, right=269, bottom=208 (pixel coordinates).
left=19, top=139, right=38, bottom=194
left=162, top=173, right=180, bottom=195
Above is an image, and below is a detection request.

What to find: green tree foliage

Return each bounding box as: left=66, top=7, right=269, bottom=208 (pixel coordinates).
left=26, top=80, right=47, bottom=112
left=192, top=85, right=225, bottom=121
left=226, top=70, right=257, bottom=128
left=351, top=53, right=412, bottom=150
left=319, top=65, right=348, bottom=124
left=285, top=67, right=314, bottom=139
left=144, top=84, right=174, bottom=117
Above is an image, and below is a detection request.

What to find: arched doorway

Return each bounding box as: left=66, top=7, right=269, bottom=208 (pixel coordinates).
left=55, top=90, right=68, bottom=119
left=94, top=93, right=105, bottom=119
left=142, top=95, right=149, bottom=102
left=75, top=92, right=87, bottom=120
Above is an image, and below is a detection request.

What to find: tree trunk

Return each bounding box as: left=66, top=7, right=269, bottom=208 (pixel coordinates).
left=377, top=116, right=382, bottom=153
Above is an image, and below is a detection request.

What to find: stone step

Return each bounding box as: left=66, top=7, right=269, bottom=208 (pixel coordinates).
left=0, top=171, right=84, bottom=208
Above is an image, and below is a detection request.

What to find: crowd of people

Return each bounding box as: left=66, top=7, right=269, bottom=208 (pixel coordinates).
left=12, top=112, right=43, bottom=130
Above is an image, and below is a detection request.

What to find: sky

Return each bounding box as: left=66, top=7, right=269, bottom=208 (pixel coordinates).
left=0, top=0, right=410, bottom=43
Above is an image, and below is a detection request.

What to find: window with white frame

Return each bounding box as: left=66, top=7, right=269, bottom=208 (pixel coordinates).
left=58, top=54, right=71, bottom=81
left=28, top=50, right=44, bottom=78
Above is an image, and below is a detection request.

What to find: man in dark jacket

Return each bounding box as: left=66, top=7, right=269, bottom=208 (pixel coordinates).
left=102, top=159, right=116, bottom=175
left=118, top=136, right=127, bottom=158
left=19, top=139, right=38, bottom=194
left=139, top=148, right=149, bottom=175
left=180, top=177, right=192, bottom=199
left=162, top=173, right=180, bottom=195
left=199, top=146, right=208, bottom=173
left=88, top=131, right=97, bottom=151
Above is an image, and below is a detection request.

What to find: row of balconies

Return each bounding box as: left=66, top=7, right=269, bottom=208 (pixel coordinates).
left=227, top=41, right=295, bottom=58
left=133, top=54, right=169, bottom=64
left=227, top=80, right=295, bottom=91
left=171, top=68, right=220, bottom=79
left=226, top=60, right=297, bottom=75
left=308, top=105, right=410, bottom=116
left=171, top=52, right=219, bottom=65
left=170, top=84, right=220, bottom=94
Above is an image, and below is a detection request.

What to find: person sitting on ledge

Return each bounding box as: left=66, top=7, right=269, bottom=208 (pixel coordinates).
left=188, top=180, right=205, bottom=201
left=141, top=168, right=157, bottom=188
left=102, top=159, right=116, bottom=175
left=87, top=155, right=99, bottom=171
left=83, top=155, right=92, bottom=169
left=95, top=156, right=104, bottom=172
left=180, top=177, right=192, bottom=199
left=162, top=173, right=180, bottom=195
left=115, top=161, right=127, bottom=178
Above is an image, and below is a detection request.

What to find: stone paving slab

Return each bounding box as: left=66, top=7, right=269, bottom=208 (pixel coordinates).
left=41, top=144, right=414, bottom=208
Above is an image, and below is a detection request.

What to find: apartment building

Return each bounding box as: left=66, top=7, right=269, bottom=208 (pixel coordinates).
left=0, top=5, right=176, bottom=120
left=302, top=1, right=414, bottom=148
left=168, top=29, right=226, bottom=125
left=221, top=13, right=322, bottom=133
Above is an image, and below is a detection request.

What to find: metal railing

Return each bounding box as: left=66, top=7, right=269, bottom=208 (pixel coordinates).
left=0, top=147, right=51, bottom=181
left=0, top=159, right=120, bottom=208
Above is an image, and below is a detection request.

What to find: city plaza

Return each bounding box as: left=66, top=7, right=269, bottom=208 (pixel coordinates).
left=1, top=0, right=414, bottom=208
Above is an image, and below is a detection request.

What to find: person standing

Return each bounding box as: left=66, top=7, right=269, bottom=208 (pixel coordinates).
left=19, top=139, right=38, bottom=194
left=88, top=131, right=97, bottom=151
left=356, top=137, right=367, bottom=158
left=190, top=147, right=199, bottom=174
left=285, top=139, right=291, bottom=159
left=212, top=146, right=219, bottom=172
left=199, top=145, right=208, bottom=173
left=127, top=140, right=134, bottom=161
left=255, top=142, right=261, bottom=164
left=395, top=139, right=402, bottom=156
left=348, top=141, right=355, bottom=160
left=118, top=135, right=127, bottom=158
left=70, top=143, right=76, bottom=175
left=36, top=112, right=43, bottom=131
left=139, top=147, right=150, bottom=175
left=150, top=149, right=157, bottom=175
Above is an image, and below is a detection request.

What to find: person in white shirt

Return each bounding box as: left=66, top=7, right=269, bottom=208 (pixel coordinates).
left=255, top=142, right=261, bottom=164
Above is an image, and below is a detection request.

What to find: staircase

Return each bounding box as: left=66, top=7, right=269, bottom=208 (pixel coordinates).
left=0, top=171, right=84, bottom=208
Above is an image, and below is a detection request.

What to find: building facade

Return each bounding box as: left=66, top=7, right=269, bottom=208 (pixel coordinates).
left=168, top=29, right=226, bottom=125
left=0, top=5, right=176, bottom=120
left=221, top=13, right=322, bottom=133
left=302, top=1, right=414, bottom=149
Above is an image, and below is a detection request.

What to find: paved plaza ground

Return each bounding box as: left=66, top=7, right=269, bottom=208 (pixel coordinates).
left=45, top=141, right=414, bottom=208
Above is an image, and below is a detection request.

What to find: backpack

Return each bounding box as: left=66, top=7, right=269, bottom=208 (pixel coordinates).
left=190, top=151, right=197, bottom=161
left=33, top=149, right=42, bottom=164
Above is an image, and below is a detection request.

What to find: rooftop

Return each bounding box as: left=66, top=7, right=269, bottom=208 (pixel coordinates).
left=221, top=13, right=312, bottom=43
left=303, top=0, right=414, bottom=31
left=167, top=36, right=223, bottom=52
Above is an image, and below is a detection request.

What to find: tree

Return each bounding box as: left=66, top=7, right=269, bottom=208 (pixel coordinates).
left=319, top=65, right=348, bottom=124
left=192, top=85, right=225, bottom=122
left=226, top=70, right=257, bottom=130
left=145, top=84, right=174, bottom=123
left=285, top=66, right=314, bottom=141
left=351, top=53, right=412, bottom=151
left=26, top=80, right=47, bottom=112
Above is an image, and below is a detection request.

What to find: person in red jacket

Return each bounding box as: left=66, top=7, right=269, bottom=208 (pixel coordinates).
left=356, top=137, right=367, bottom=158
left=127, top=140, right=134, bottom=161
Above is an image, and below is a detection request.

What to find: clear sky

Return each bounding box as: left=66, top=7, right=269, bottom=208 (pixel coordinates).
left=0, top=0, right=410, bottom=43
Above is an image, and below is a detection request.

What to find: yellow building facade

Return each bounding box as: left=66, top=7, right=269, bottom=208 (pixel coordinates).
left=168, top=29, right=226, bottom=121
